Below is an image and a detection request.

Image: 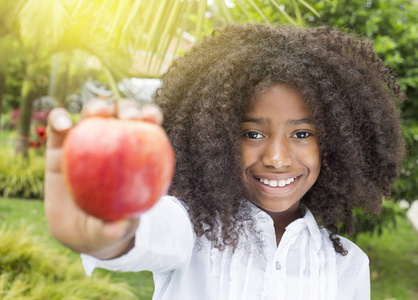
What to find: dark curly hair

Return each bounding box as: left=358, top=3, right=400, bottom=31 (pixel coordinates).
left=154, top=24, right=405, bottom=255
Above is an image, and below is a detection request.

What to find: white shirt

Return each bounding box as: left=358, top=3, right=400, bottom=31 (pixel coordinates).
left=81, top=196, right=370, bottom=300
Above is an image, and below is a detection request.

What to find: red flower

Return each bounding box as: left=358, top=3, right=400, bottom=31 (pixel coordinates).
left=29, top=126, right=47, bottom=148
left=29, top=141, right=42, bottom=148
left=35, top=126, right=46, bottom=139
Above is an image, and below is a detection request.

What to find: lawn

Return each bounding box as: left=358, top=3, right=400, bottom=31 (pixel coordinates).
left=0, top=197, right=154, bottom=299
left=0, top=197, right=417, bottom=299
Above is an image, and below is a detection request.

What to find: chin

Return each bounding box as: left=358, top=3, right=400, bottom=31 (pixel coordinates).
left=249, top=198, right=300, bottom=214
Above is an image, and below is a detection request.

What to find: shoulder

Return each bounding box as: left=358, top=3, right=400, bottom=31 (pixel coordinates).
left=338, top=235, right=369, bottom=263
left=319, top=229, right=369, bottom=277
left=329, top=234, right=371, bottom=298
left=139, top=195, right=193, bottom=239
left=153, top=195, right=189, bottom=216
left=337, top=235, right=369, bottom=265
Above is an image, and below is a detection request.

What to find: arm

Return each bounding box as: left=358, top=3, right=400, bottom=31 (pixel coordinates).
left=44, top=99, right=162, bottom=260
left=81, top=195, right=195, bottom=275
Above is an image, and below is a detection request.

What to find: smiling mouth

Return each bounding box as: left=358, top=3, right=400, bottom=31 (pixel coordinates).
left=255, top=176, right=297, bottom=188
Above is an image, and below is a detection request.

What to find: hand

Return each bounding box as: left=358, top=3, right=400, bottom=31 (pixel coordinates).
left=44, top=99, right=163, bottom=259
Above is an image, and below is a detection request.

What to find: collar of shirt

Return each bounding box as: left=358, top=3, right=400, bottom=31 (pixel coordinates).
left=247, top=201, right=323, bottom=252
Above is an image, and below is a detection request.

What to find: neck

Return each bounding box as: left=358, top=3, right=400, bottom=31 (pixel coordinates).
left=264, top=203, right=303, bottom=246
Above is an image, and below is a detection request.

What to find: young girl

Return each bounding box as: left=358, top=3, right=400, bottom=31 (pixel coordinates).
left=45, top=24, right=405, bottom=299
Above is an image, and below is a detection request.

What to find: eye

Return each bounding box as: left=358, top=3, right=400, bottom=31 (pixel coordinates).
left=242, top=131, right=263, bottom=139
left=293, top=131, right=313, bottom=139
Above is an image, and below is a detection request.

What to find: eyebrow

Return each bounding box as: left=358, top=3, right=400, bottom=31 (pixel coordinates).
left=241, top=117, right=315, bottom=125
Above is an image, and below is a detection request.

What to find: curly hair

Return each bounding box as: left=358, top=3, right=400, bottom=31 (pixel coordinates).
left=154, top=24, right=405, bottom=255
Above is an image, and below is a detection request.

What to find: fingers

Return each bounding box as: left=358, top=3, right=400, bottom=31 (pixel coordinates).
left=140, top=103, right=163, bottom=125
left=111, top=99, right=163, bottom=125
left=113, top=99, right=142, bottom=120
left=46, top=108, right=72, bottom=173
left=81, top=217, right=139, bottom=259
left=81, top=98, right=112, bottom=119
left=81, top=98, right=163, bottom=125
left=47, top=108, right=72, bottom=149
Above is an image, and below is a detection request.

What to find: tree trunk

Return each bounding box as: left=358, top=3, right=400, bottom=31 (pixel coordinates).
left=48, top=53, right=60, bottom=100
left=0, top=74, right=5, bottom=132
left=15, top=78, right=36, bottom=157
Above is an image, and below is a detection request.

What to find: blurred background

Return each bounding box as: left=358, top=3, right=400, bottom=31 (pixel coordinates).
left=0, top=0, right=417, bottom=299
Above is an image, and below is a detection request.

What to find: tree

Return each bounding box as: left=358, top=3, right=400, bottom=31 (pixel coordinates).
left=0, top=36, right=13, bottom=130
left=0, top=0, right=136, bottom=156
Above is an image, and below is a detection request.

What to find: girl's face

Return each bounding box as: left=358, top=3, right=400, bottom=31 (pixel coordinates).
left=240, top=84, right=321, bottom=215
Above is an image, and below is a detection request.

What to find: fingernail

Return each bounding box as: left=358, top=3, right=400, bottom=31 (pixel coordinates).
left=119, top=109, right=141, bottom=120
left=55, top=115, right=72, bottom=131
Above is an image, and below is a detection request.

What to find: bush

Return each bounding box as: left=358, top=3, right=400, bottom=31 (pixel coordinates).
left=0, top=113, right=12, bottom=130
left=0, top=224, right=136, bottom=299
left=348, top=200, right=407, bottom=240
left=0, top=149, right=45, bottom=199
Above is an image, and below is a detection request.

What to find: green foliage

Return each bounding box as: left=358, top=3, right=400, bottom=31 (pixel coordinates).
left=349, top=200, right=407, bottom=239
left=1, top=39, right=25, bottom=112
left=307, top=0, right=418, bottom=117
left=0, top=149, right=45, bottom=199
left=0, top=113, right=12, bottom=130
left=354, top=213, right=418, bottom=300
left=393, top=120, right=418, bottom=202
left=0, top=198, right=155, bottom=299
left=0, top=224, right=136, bottom=299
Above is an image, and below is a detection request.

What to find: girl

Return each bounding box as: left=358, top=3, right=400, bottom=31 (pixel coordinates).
left=45, top=24, right=405, bottom=299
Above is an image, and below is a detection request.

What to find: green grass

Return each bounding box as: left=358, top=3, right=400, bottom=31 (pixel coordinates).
left=0, top=225, right=137, bottom=299
left=0, top=198, right=154, bottom=299
left=355, top=215, right=418, bottom=300
left=1, top=197, right=417, bottom=299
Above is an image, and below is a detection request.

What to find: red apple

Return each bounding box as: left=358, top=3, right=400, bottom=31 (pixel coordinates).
left=61, top=117, right=175, bottom=221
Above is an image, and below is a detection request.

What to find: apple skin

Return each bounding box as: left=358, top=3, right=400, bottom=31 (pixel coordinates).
left=61, top=117, right=175, bottom=221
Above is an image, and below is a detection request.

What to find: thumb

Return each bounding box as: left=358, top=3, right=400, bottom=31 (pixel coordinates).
left=47, top=108, right=72, bottom=149
left=46, top=108, right=72, bottom=174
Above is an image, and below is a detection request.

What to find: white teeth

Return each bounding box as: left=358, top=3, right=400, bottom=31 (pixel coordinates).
left=258, top=176, right=296, bottom=188
left=286, top=178, right=295, bottom=184
left=278, top=180, right=286, bottom=187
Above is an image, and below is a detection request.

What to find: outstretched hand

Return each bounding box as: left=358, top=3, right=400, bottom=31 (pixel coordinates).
left=44, top=99, right=163, bottom=259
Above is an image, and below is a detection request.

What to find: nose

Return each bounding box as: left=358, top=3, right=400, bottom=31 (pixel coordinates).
left=262, top=138, right=292, bottom=169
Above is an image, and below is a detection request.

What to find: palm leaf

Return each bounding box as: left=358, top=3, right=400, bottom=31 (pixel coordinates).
left=214, top=0, right=233, bottom=22
left=269, top=0, right=298, bottom=25
left=18, top=0, right=70, bottom=56
left=233, top=0, right=256, bottom=22
left=73, top=0, right=320, bottom=77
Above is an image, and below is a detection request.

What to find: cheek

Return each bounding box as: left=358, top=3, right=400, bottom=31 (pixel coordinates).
left=240, top=143, right=255, bottom=168
left=303, top=145, right=321, bottom=178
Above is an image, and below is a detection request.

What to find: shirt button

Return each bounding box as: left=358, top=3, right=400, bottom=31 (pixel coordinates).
left=275, top=261, right=281, bottom=270
left=259, top=216, right=266, bottom=223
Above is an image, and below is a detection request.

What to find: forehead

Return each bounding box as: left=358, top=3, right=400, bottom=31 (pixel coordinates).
left=244, top=84, right=313, bottom=121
